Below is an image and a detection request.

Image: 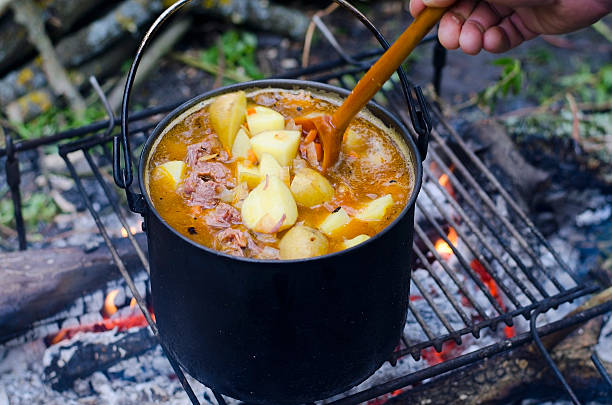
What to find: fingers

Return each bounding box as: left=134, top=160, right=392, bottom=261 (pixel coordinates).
left=459, top=1, right=505, bottom=54
left=437, top=0, right=478, bottom=50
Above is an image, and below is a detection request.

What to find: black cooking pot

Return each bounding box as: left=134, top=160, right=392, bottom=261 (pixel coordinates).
left=115, top=1, right=430, bottom=403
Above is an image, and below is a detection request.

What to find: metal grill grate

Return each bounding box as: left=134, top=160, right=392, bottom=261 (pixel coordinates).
left=51, top=46, right=603, bottom=404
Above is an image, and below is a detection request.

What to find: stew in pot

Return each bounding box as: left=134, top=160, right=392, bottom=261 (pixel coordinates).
left=146, top=88, right=413, bottom=260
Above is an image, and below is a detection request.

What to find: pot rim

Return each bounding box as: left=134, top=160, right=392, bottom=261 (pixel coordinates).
left=138, top=79, right=423, bottom=264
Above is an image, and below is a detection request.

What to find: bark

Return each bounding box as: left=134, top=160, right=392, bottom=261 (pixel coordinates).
left=10, top=0, right=86, bottom=115
left=0, top=38, right=138, bottom=108
left=108, top=17, right=192, bottom=111
left=184, top=0, right=310, bottom=40
left=44, top=328, right=157, bottom=391
left=0, top=234, right=148, bottom=339
left=0, top=0, right=107, bottom=74
left=54, top=0, right=163, bottom=67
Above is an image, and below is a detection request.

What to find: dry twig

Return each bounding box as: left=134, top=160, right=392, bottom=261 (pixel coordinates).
left=301, top=3, right=340, bottom=68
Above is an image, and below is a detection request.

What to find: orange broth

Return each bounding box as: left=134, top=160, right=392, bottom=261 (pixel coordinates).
left=147, top=89, right=414, bottom=259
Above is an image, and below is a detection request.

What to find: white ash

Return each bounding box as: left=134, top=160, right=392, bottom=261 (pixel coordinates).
left=595, top=315, right=612, bottom=364
left=575, top=205, right=611, bottom=227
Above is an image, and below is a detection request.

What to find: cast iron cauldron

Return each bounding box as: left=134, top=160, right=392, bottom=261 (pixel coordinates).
left=115, top=1, right=429, bottom=403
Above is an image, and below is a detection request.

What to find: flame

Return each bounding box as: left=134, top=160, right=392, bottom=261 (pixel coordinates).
left=129, top=297, right=137, bottom=309
left=120, top=226, right=139, bottom=237
left=103, top=289, right=120, bottom=318
left=438, top=173, right=450, bottom=188
left=434, top=227, right=458, bottom=258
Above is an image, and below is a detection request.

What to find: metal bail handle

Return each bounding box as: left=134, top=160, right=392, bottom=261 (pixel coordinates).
left=332, top=0, right=432, bottom=160
left=115, top=0, right=195, bottom=191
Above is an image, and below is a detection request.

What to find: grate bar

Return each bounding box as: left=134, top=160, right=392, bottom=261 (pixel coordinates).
left=416, top=199, right=507, bottom=316
left=421, top=166, right=539, bottom=305
left=428, top=149, right=553, bottom=298
left=431, top=107, right=577, bottom=281
left=408, top=302, right=437, bottom=342
left=329, top=297, right=610, bottom=405
left=429, top=130, right=567, bottom=292
left=412, top=244, right=473, bottom=328
left=411, top=276, right=458, bottom=337
left=415, top=224, right=490, bottom=318
left=83, top=149, right=150, bottom=274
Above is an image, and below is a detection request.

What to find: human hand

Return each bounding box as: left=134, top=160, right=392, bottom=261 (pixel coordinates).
left=410, top=0, right=612, bottom=54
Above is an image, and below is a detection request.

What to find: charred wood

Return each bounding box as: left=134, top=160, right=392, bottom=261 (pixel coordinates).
left=43, top=327, right=157, bottom=391
left=389, top=313, right=611, bottom=404
left=0, top=234, right=148, bottom=339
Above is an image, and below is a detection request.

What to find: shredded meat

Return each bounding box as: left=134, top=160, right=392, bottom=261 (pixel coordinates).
left=185, top=137, right=229, bottom=166
left=188, top=181, right=225, bottom=208
left=205, top=203, right=241, bottom=228
left=216, top=228, right=249, bottom=256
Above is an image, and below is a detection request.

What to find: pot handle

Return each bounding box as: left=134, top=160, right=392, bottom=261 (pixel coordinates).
left=114, top=0, right=195, bottom=213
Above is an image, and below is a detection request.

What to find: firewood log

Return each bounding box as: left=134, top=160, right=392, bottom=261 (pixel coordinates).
left=0, top=234, right=148, bottom=340
left=0, top=0, right=107, bottom=74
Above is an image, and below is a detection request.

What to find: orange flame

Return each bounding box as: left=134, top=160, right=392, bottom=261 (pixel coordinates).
left=434, top=227, right=458, bottom=258
left=103, top=289, right=119, bottom=318
left=129, top=297, right=137, bottom=309
left=120, top=226, right=139, bottom=237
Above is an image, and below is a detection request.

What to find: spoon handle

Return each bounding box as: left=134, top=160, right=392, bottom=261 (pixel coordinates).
left=331, top=6, right=446, bottom=132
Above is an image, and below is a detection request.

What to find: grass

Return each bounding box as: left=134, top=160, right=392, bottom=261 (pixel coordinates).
left=12, top=104, right=107, bottom=141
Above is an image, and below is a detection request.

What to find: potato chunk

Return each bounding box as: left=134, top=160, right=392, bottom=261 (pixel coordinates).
left=153, top=161, right=186, bottom=190
left=319, top=208, right=351, bottom=236
left=355, top=194, right=394, bottom=221
left=259, top=153, right=290, bottom=187
left=241, top=176, right=298, bottom=233
left=290, top=168, right=334, bottom=207
left=236, top=161, right=261, bottom=189
left=231, top=128, right=251, bottom=160
left=250, top=130, right=300, bottom=166
left=341, top=234, right=371, bottom=250
left=209, top=91, right=247, bottom=153
left=246, top=106, right=285, bottom=135
left=279, top=225, right=329, bottom=259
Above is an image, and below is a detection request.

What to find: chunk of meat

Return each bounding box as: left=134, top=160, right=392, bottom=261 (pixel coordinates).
left=188, top=181, right=225, bottom=208
left=185, top=137, right=229, bottom=167
left=216, top=228, right=249, bottom=256
left=205, top=203, right=242, bottom=228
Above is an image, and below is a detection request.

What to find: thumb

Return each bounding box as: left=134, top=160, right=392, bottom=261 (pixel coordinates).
left=421, top=0, right=457, bottom=7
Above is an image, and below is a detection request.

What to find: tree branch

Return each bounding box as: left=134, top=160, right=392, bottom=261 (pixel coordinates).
left=10, top=0, right=85, bottom=118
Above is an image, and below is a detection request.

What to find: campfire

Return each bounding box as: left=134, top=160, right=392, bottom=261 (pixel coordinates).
left=0, top=1, right=610, bottom=403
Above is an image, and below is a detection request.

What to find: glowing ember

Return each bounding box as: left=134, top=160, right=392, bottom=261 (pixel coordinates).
left=120, top=226, right=139, bottom=237
left=102, top=289, right=120, bottom=318
left=48, top=313, right=149, bottom=345
left=470, top=259, right=515, bottom=339
left=434, top=227, right=458, bottom=259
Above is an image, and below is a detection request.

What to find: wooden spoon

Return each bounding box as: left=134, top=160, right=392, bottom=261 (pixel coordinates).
left=299, top=7, right=447, bottom=171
